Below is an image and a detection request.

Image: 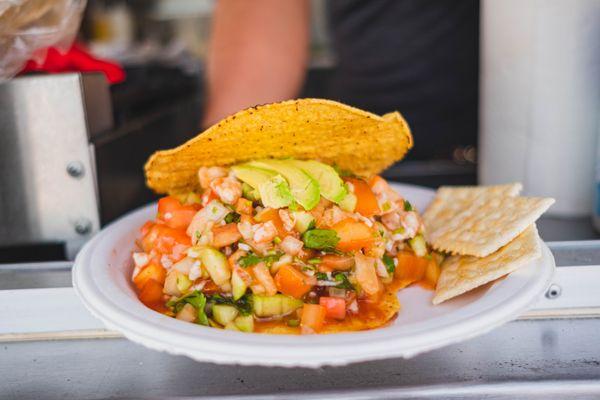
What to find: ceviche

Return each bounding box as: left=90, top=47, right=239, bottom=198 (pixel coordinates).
left=132, top=159, right=441, bottom=334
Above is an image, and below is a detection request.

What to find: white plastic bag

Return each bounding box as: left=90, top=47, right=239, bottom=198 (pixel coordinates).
left=0, top=0, right=86, bottom=81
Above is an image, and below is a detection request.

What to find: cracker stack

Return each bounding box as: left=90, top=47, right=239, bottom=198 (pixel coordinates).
left=423, top=184, right=554, bottom=305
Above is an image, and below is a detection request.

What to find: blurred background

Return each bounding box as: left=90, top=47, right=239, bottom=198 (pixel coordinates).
left=1, top=0, right=599, bottom=262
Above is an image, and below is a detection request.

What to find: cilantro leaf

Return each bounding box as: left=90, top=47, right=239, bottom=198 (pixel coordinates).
left=315, top=272, right=328, bottom=281
left=211, top=293, right=253, bottom=316
left=382, top=255, right=396, bottom=274
left=403, top=200, right=414, bottom=211
left=333, top=273, right=354, bottom=290
left=167, top=291, right=209, bottom=326
left=302, top=229, right=339, bottom=250
left=238, top=253, right=262, bottom=268
left=238, top=251, right=282, bottom=268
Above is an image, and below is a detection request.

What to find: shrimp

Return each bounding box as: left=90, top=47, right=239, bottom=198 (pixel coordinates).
left=197, top=166, right=228, bottom=189
left=210, top=176, right=242, bottom=205
left=252, top=221, right=278, bottom=243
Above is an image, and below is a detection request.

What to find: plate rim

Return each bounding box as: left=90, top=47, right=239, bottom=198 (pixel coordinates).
left=72, top=184, right=555, bottom=367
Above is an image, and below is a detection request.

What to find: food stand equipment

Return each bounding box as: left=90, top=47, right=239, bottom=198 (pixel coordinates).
left=1, top=73, right=600, bottom=399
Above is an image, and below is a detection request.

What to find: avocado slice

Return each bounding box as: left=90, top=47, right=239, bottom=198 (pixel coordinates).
left=232, top=165, right=293, bottom=208
left=288, top=160, right=347, bottom=203
left=248, top=160, right=321, bottom=210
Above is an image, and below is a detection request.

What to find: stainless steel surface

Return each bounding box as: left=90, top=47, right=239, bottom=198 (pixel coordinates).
left=2, top=318, right=600, bottom=399
left=0, top=73, right=110, bottom=253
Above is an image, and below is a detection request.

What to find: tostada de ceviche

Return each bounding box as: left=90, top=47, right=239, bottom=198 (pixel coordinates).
left=132, top=98, right=436, bottom=334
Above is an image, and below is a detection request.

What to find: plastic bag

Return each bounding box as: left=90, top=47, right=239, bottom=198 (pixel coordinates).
left=0, top=0, right=86, bottom=81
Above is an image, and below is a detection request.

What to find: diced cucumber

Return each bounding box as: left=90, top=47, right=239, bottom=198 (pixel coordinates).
left=224, top=322, right=240, bottom=331
left=292, top=211, right=315, bottom=233
left=163, top=271, right=181, bottom=296
left=409, top=234, right=428, bottom=257
left=234, top=315, right=254, bottom=332
left=338, top=192, right=357, bottom=212
left=212, top=304, right=239, bottom=325
left=198, top=247, right=231, bottom=286
left=252, top=294, right=303, bottom=317
left=231, top=269, right=248, bottom=300
left=176, top=274, right=192, bottom=293
left=175, top=303, right=196, bottom=322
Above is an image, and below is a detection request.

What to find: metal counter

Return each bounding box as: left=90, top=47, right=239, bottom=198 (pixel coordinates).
left=2, top=239, right=600, bottom=400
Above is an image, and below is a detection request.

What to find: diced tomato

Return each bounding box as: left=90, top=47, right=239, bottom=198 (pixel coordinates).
left=354, top=253, right=382, bottom=296
left=133, top=262, right=166, bottom=291
left=153, top=225, right=191, bottom=254
left=235, top=198, right=253, bottom=215
left=275, top=264, right=315, bottom=298
left=345, top=178, right=380, bottom=217
left=301, top=304, right=326, bottom=333
left=332, top=218, right=375, bottom=252
left=139, top=279, right=164, bottom=307
left=421, top=258, right=441, bottom=290
left=158, top=196, right=198, bottom=230
left=140, top=221, right=154, bottom=237
left=319, top=297, right=346, bottom=320
left=396, top=251, right=428, bottom=284
left=211, top=223, right=242, bottom=248
left=318, top=254, right=355, bottom=272
left=254, top=208, right=288, bottom=237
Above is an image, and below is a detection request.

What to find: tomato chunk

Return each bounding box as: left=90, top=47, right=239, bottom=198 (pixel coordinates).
left=319, top=296, right=346, bottom=320
left=158, top=196, right=198, bottom=230
left=275, top=264, right=315, bottom=298
left=332, top=218, right=375, bottom=252
left=396, top=251, right=428, bottom=284
left=133, top=262, right=166, bottom=291
left=254, top=208, right=288, bottom=238
left=346, top=178, right=380, bottom=217
left=318, top=254, right=355, bottom=272
left=139, top=279, right=164, bottom=307
left=301, top=304, right=326, bottom=333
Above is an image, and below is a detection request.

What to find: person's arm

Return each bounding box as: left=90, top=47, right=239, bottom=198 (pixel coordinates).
left=202, top=0, right=310, bottom=127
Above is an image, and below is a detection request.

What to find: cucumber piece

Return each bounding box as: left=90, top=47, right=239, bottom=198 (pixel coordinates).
left=338, top=192, right=357, bottom=212
left=163, top=270, right=181, bottom=296
left=208, top=319, right=221, bottom=328
left=292, top=211, right=315, bottom=233
left=198, top=247, right=231, bottom=286
left=234, top=314, right=254, bottom=332
left=253, top=294, right=303, bottom=317
left=231, top=269, right=248, bottom=300
left=212, top=304, right=239, bottom=325
left=409, top=234, right=428, bottom=257
left=176, top=274, right=192, bottom=293
left=224, top=322, right=240, bottom=331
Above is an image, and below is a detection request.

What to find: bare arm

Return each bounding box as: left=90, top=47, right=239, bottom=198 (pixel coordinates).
left=202, top=0, right=310, bottom=127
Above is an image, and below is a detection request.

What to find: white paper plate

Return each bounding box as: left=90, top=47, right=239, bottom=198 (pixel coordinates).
left=72, top=183, right=555, bottom=367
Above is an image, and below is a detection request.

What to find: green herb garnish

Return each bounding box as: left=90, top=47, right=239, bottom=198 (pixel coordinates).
left=382, top=255, right=396, bottom=274
left=287, top=319, right=300, bottom=327
left=211, top=293, right=253, bottom=316
left=302, top=229, right=339, bottom=250
left=167, top=291, right=209, bottom=326
left=333, top=273, right=354, bottom=290
left=307, top=258, right=322, bottom=265
left=403, top=200, right=414, bottom=212
left=315, top=272, right=328, bottom=281
left=238, top=251, right=283, bottom=268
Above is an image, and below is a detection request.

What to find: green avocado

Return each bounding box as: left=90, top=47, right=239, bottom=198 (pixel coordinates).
left=231, top=165, right=293, bottom=208
left=247, top=160, right=321, bottom=210
left=288, top=160, right=347, bottom=203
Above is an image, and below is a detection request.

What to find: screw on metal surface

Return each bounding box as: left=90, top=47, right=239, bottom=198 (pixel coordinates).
left=66, top=161, right=85, bottom=178
left=545, top=284, right=562, bottom=299
left=74, top=218, right=92, bottom=235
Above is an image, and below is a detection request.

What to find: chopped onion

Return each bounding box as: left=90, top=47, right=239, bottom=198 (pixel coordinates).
left=328, top=287, right=347, bottom=298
